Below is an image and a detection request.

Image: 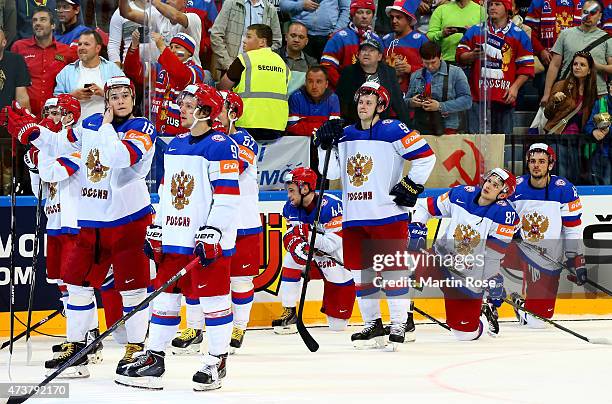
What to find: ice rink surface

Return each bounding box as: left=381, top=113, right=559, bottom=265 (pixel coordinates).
left=2, top=318, right=612, bottom=404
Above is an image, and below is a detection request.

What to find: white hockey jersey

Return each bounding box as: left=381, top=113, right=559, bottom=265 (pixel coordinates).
left=229, top=128, right=262, bottom=235
left=158, top=131, right=241, bottom=255
left=32, top=115, right=157, bottom=228
left=508, top=175, right=583, bottom=272
left=413, top=185, right=519, bottom=295
left=322, top=119, right=435, bottom=228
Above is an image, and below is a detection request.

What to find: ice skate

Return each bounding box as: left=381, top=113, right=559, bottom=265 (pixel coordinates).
left=384, top=312, right=416, bottom=343
left=171, top=328, right=203, bottom=355
left=193, top=354, right=227, bottom=391
left=86, top=328, right=103, bottom=364
left=351, top=318, right=386, bottom=349
left=229, top=327, right=245, bottom=354
left=510, top=292, right=527, bottom=325
left=386, top=322, right=409, bottom=351
left=115, top=350, right=165, bottom=390
left=116, top=342, right=145, bottom=373
left=481, top=302, right=500, bottom=336
left=272, top=307, right=297, bottom=334
left=44, top=341, right=90, bottom=378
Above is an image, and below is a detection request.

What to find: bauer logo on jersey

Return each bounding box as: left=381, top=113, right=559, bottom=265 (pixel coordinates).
left=86, top=149, right=109, bottom=183
left=521, top=212, right=549, bottom=242
left=171, top=170, right=195, bottom=210
left=453, top=224, right=480, bottom=254
left=346, top=152, right=373, bottom=187
left=48, top=182, right=57, bottom=200
left=220, top=160, right=239, bottom=173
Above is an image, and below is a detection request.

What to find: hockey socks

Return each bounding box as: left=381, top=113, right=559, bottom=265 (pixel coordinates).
left=186, top=297, right=204, bottom=330
left=201, top=294, right=233, bottom=357
left=279, top=267, right=302, bottom=308
left=121, top=288, right=149, bottom=344
left=230, top=276, right=254, bottom=330
left=148, top=292, right=181, bottom=352
left=65, top=285, right=95, bottom=343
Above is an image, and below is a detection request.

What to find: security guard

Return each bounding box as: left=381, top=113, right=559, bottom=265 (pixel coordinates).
left=219, top=24, right=290, bottom=140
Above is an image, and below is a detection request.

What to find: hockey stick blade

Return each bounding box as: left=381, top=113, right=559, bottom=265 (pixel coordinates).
left=413, top=306, right=450, bottom=331
left=7, top=259, right=200, bottom=404
left=587, top=337, right=612, bottom=345
left=1, top=309, right=62, bottom=350
left=297, top=320, right=320, bottom=352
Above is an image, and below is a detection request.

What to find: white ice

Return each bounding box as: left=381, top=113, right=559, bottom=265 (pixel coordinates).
left=2, top=318, right=612, bottom=404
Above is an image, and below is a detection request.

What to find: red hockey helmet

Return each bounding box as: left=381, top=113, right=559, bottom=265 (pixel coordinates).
left=104, top=76, right=136, bottom=106
left=482, top=168, right=516, bottom=199
left=42, top=97, right=59, bottom=118
left=57, top=93, right=81, bottom=124
left=354, top=81, right=390, bottom=112
left=178, top=83, right=224, bottom=121
left=284, top=167, right=318, bottom=193
left=527, top=142, right=556, bottom=167
left=220, top=91, right=244, bottom=120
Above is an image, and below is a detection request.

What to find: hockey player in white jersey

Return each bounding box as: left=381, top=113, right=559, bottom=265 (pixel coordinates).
left=116, top=83, right=240, bottom=391
left=505, top=143, right=586, bottom=328
left=6, top=77, right=157, bottom=378
left=314, top=82, right=435, bottom=347
left=410, top=168, right=519, bottom=340
left=272, top=167, right=356, bottom=334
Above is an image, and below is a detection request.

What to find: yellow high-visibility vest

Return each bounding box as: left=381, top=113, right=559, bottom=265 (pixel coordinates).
left=234, top=47, right=290, bottom=131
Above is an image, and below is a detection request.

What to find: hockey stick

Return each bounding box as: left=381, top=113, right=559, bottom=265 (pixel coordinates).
left=518, top=241, right=612, bottom=297
left=295, top=147, right=333, bottom=353
left=419, top=248, right=612, bottom=345
left=1, top=309, right=63, bottom=350
left=26, top=181, right=44, bottom=364
left=8, top=133, right=17, bottom=380
left=7, top=258, right=201, bottom=404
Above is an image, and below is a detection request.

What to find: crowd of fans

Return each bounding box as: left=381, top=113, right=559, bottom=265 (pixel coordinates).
left=2, top=0, right=612, bottom=193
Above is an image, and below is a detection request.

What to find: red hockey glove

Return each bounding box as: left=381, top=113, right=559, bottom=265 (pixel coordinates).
left=284, top=234, right=310, bottom=266
left=7, top=105, right=40, bottom=144
left=194, top=226, right=223, bottom=266
left=291, top=223, right=310, bottom=241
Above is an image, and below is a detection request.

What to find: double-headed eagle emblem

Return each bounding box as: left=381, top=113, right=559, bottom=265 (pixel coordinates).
left=522, top=212, right=549, bottom=242
left=48, top=182, right=57, bottom=200
left=453, top=224, right=481, bottom=255
left=346, top=153, right=373, bottom=188
left=86, top=149, right=109, bottom=183
left=171, top=170, right=194, bottom=210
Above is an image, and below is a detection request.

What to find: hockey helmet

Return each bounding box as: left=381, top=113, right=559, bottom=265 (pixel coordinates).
left=104, top=76, right=136, bottom=106
left=178, top=83, right=224, bottom=121
left=284, top=167, right=318, bottom=193
left=482, top=167, right=516, bottom=199
left=57, top=93, right=82, bottom=124
left=527, top=142, right=557, bottom=167
left=42, top=97, right=60, bottom=118
left=219, top=90, right=244, bottom=120
left=354, top=81, right=390, bottom=112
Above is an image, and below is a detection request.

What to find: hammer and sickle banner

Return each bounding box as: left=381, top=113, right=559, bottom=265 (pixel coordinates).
left=405, top=134, right=506, bottom=188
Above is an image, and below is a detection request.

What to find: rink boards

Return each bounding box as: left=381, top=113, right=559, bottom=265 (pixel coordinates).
left=1, top=187, right=612, bottom=336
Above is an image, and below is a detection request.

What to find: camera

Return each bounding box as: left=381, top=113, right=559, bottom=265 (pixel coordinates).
left=594, top=112, right=611, bottom=130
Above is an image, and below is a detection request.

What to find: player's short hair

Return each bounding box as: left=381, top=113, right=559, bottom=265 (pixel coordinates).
left=306, top=65, right=328, bottom=80
left=419, top=41, right=442, bottom=60
left=33, top=7, right=55, bottom=22
left=247, top=24, right=273, bottom=47
left=80, top=29, right=103, bottom=47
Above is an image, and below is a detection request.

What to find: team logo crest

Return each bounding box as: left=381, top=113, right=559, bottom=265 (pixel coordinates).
left=453, top=224, right=481, bottom=255
left=86, top=149, right=109, bottom=183
left=48, top=182, right=57, bottom=200
left=556, top=12, right=573, bottom=33
left=171, top=170, right=195, bottom=210
left=346, top=153, right=373, bottom=187
left=521, top=212, right=549, bottom=242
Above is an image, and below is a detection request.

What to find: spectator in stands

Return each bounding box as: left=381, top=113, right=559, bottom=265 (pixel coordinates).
left=335, top=38, right=410, bottom=124
left=456, top=0, right=534, bottom=135
left=17, top=1, right=57, bottom=41
left=55, top=0, right=90, bottom=47
left=383, top=0, right=428, bottom=93
left=0, top=28, right=31, bottom=110
left=210, top=0, right=282, bottom=76
left=0, top=0, right=16, bottom=45
left=12, top=7, right=78, bottom=118
left=287, top=66, right=340, bottom=136
left=280, top=0, right=350, bottom=60
left=108, top=0, right=145, bottom=67
left=605, top=2, right=612, bottom=34
left=276, top=22, right=317, bottom=95
left=543, top=0, right=612, bottom=105
left=54, top=30, right=124, bottom=121
left=218, top=24, right=290, bottom=140
left=544, top=51, right=597, bottom=134
left=525, top=0, right=582, bottom=97
left=585, top=80, right=612, bottom=184
left=321, top=0, right=382, bottom=89
left=120, top=0, right=205, bottom=66
left=427, top=0, right=484, bottom=63
left=407, top=41, right=471, bottom=134
left=124, top=31, right=210, bottom=135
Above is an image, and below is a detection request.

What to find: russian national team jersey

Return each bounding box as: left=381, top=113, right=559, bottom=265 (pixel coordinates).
left=524, top=0, right=583, bottom=53
left=414, top=185, right=519, bottom=293
left=159, top=131, right=240, bottom=255
left=324, top=119, right=435, bottom=228
left=33, top=115, right=158, bottom=228
left=229, top=128, right=262, bottom=235
left=383, top=31, right=429, bottom=93
left=509, top=175, right=583, bottom=271
left=456, top=21, right=535, bottom=105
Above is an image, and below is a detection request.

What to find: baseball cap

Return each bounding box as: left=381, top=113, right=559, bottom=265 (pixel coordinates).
left=359, top=38, right=382, bottom=53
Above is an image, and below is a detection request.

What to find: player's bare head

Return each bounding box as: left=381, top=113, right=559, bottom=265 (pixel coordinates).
left=285, top=167, right=317, bottom=207
left=527, top=143, right=556, bottom=179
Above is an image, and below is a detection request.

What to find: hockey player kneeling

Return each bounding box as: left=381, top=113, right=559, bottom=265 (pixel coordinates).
left=410, top=168, right=519, bottom=340
left=272, top=167, right=355, bottom=334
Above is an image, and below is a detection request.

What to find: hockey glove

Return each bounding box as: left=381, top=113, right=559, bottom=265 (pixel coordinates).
left=194, top=226, right=223, bottom=266
left=566, top=253, right=587, bottom=286
left=408, top=222, right=427, bottom=252
left=143, top=224, right=163, bottom=262
left=8, top=105, right=40, bottom=144
left=313, top=118, right=344, bottom=150
left=23, top=146, right=39, bottom=174
left=285, top=236, right=310, bottom=266
left=390, top=176, right=424, bottom=207
left=486, top=273, right=506, bottom=308
left=291, top=223, right=310, bottom=241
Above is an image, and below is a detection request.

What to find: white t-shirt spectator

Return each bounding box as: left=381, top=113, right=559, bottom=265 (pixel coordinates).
left=77, top=66, right=105, bottom=122
left=108, top=2, right=146, bottom=64
left=148, top=7, right=203, bottom=65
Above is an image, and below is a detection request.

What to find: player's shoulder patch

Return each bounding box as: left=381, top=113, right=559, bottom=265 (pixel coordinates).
left=496, top=200, right=508, bottom=207
left=382, top=119, right=394, bottom=125
left=516, top=176, right=524, bottom=185
left=211, top=134, right=227, bottom=142
left=513, top=25, right=522, bottom=32
left=464, top=185, right=476, bottom=192
left=555, top=178, right=566, bottom=187
left=412, top=32, right=422, bottom=39
left=339, top=29, right=348, bottom=37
